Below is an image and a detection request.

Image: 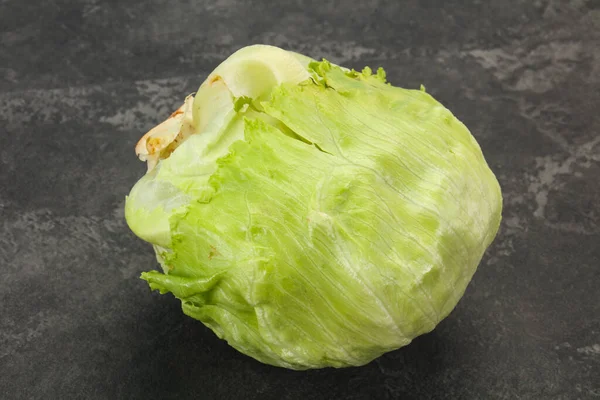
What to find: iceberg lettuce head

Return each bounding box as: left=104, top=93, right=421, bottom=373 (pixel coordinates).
left=125, top=45, right=502, bottom=370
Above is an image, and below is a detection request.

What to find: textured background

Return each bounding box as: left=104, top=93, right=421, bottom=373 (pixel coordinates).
left=1, top=0, right=599, bottom=399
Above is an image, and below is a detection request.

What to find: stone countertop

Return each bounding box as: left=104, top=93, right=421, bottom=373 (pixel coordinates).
left=1, top=1, right=599, bottom=399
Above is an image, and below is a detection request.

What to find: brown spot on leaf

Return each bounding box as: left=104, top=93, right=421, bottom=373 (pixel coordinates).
left=208, top=74, right=222, bottom=85
left=169, top=109, right=184, bottom=119
left=208, top=245, right=220, bottom=260
left=146, top=137, right=165, bottom=153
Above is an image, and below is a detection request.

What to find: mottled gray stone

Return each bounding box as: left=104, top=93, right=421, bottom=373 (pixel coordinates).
left=1, top=0, right=599, bottom=399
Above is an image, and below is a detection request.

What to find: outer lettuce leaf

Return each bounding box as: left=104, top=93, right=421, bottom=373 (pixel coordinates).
left=126, top=45, right=313, bottom=249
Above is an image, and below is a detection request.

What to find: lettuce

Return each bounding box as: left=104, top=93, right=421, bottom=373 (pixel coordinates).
left=125, top=45, right=502, bottom=370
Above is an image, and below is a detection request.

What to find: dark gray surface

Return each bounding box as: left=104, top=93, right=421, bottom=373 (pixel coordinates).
left=1, top=0, right=599, bottom=399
